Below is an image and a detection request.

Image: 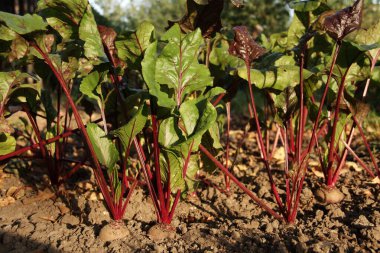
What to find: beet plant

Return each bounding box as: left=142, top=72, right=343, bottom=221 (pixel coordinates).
left=0, top=0, right=227, bottom=240
left=200, top=0, right=380, bottom=223
left=0, top=0, right=379, bottom=239
left=0, top=12, right=75, bottom=188
left=139, top=23, right=226, bottom=238
left=0, top=0, right=147, bottom=240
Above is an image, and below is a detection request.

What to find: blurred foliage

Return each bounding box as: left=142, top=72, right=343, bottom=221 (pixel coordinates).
left=92, top=0, right=129, bottom=32
left=94, top=0, right=291, bottom=36
left=221, top=0, right=290, bottom=33
left=93, top=0, right=379, bottom=37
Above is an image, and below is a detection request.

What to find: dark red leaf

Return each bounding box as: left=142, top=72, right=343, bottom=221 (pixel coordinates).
left=168, top=0, right=224, bottom=38
left=322, top=0, right=363, bottom=41
left=97, top=25, right=121, bottom=67
left=98, top=25, right=117, bottom=50
left=228, top=26, right=266, bottom=64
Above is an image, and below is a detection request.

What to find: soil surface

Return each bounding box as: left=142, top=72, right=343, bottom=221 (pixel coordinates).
left=0, top=130, right=379, bottom=253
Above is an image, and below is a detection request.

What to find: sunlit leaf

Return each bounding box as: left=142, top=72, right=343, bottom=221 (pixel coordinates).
left=179, top=99, right=200, bottom=136
left=8, top=35, right=28, bottom=62
left=156, top=25, right=213, bottom=106
left=78, top=4, right=107, bottom=62
left=33, top=34, right=55, bottom=55
left=159, top=117, right=183, bottom=147
left=37, top=0, right=88, bottom=25
left=349, top=20, right=380, bottom=58
left=142, top=42, right=176, bottom=108
left=159, top=150, right=185, bottom=193
left=202, top=87, right=226, bottom=101
left=0, top=133, right=16, bottom=156
left=46, top=16, right=74, bottom=41
left=80, top=71, right=102, bottom=102
left=287, top=12, right=307, bottom=49
left=86, top=123, right=119, bottom=169
left=0, top=71, right=37, bottom=107
left=0, top=25, right=17, bottom=41
left=209, top=34, right=244, bottom=70
left=238, top=65, right=313, bottom=91
left=289, top=0, right=321, bottom=12
left=0, top=12, right=47, bottom=35
left=176, top=100, right=217, bottom=149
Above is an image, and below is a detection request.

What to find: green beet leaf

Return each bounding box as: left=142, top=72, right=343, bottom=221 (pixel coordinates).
left=111, top=103, right=148, bottom=151
left=33, top=34, right=55, bottom=56
left=200, top=123, right=223, bottom=173
left=207, top=122, right=223, bottom=150
left=46, top=16, right=74, bottom=41
left=327, top=114, right=352, bottom=154
left=45, top=124, right=63, bottom=155
left=286, top=12, right=308, bottom=49
left=80, top=71, right=102, bottom=102
left=159, top=150, right=185, bottom=193
left=272, top=87, right=299, bottom=123
left=335, top=41, right=372, bottom=83
left=202, top=87, right=226, bottom=101
left=179, top=100, right=200, bottom=136
left=176, top=100, right=217, bottom=149
left=238, top=65, right=313, bottom=91
left=62, top=57, right=80, bottom=82
left=37, top=0, right=88, bottom=25
left=0, top=12, right=47, bottom=35
left=9, top=84, right=40, bottom=114
left=349, top=20, right=380, bottom=59
left=155, top=24, right=213, bottom=106
left=142, top=42, right=176, bottom=108
left=79, top=4, right=107, bottom=62
left=38, top=0, right=106, bottom=62
left=0, top=24, right=17, bottom=41
left=158, top=117, right=184, bottom=147
left=0, top=72, right=39, bottom=112
left=209, top=35, right=244, bottom=70
left=86, top=123, right=119, bottom=169
left=38, top=0, right=86, bottom=42
left=372, top=66, right=380, bottom=85
left=116, top=21, right=155, bottom=68
left=184, top=155, right=200, bottom=193
left=0, top=133, right=16, bottom=156
left=288, top=0, right=321, bottom=12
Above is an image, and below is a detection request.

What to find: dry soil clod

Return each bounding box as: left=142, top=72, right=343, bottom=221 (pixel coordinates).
left=98, top=220, right=130, bottom=241
left=315, top=185, right=345, bottom=204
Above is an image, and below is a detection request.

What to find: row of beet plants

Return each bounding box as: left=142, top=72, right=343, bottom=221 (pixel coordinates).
left=0, top=0, right=379, bottom=239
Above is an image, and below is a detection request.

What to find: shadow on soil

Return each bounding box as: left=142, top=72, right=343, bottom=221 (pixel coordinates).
left=0, top=231, right=60, bottom=253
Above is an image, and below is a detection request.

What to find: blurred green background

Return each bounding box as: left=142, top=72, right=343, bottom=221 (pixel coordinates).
left=89, top=0, right=380, bottom=36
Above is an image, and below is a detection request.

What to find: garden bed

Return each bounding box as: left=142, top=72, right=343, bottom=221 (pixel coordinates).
left=1, top=132, right=379, bottom=253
